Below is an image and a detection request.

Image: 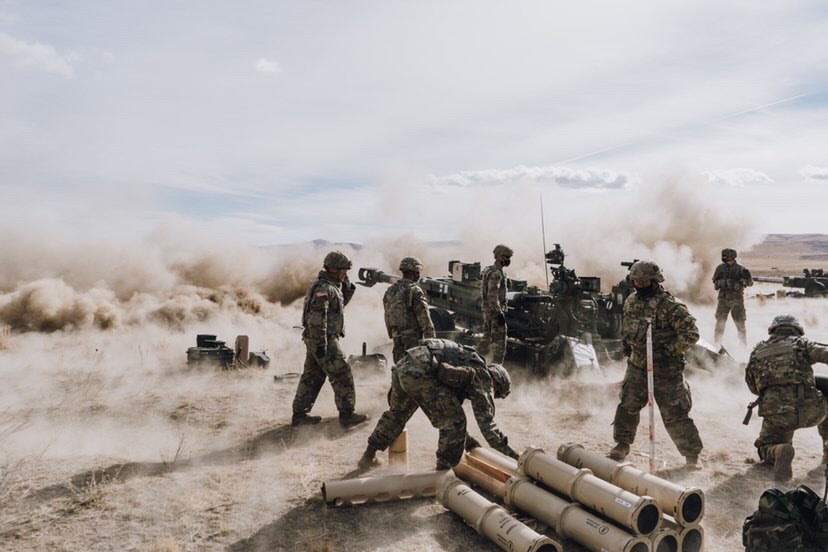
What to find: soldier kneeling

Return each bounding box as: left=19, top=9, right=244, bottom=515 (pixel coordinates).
left=745, top=314, right=828, bottom=482
left=358, top=338, right=517, bottom=470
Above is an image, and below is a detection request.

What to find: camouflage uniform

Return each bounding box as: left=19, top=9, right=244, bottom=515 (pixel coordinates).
left=612, top=283, right=704, bottom=459
left=383, top=279, right=435, bottom=363
left=745, top=332, right=828, bottom=464
left=292, top=269, right=357, bottom=417
left=713, top=250, right=753, bottom=344
left=479, top=247, right=511, bottom=363
left=363, top=339, right=516, bottom=469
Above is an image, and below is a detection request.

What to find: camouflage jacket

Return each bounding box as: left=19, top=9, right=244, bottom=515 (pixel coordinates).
left=383, top=279, right=436, bottom=339
left=481, top=264, right=507, bottom=315
left=713, top=262, right=753, bottom=298
left=301, top=270, right=346, bottom=345
left=401, top=345, right=510, bottom=452
left=622, top=285, right=699, bottom=368
left=745, top=335, right=828, bottom=397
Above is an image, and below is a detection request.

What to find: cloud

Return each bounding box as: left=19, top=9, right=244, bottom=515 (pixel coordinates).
left=703, top=168, right=774, bottom=188
left=799, top=165, right=828, bottom=180
left=428, top=165, right=631, bottom=190
left=0, top=31, right=75, bottom=78
left=254, top=57, right=281, bottom=73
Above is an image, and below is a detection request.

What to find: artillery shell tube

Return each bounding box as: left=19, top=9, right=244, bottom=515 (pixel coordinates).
left=649, top=526, right=679, bottom=552
left=438, top=477, right=562, bottom=552
left=519, top=447, right=661, bottom=536
left=467, top=446, right=519, bottom=476
left=321, top=471, right=447, bottom=506
left=557, top=443, right=704, bottom=526
left=504, top=477, right=651, bottom=552
left=388, top=429, right=408, bottom=468
left=453, top=456, right=509, bottom=498
left=661, top=517, right=704, bottom=552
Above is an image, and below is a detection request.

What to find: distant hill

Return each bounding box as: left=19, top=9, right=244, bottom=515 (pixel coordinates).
left=741, top=234, right=828, bottom=275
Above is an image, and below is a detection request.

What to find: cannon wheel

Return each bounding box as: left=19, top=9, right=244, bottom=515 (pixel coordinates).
left=429, top=307, right=456, bottom=332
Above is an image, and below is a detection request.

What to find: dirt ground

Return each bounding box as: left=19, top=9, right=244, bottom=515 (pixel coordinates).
left=3, top=235, right=828, bottom=551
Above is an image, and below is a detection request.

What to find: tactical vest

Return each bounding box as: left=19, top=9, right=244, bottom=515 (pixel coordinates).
left=384, top=280, right=417, bottom=335
left=624, top=292, right=679, bottom=356
left=301, top=276, right=345, bottom=337
left=751, top=337, right=813, bottom=391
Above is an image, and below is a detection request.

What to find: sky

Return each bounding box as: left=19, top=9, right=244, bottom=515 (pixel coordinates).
left=2, top=0, right=828, bottom=249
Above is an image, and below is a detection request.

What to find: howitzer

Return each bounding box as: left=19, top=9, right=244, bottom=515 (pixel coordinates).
left=754, top=269, right=828, bottom=297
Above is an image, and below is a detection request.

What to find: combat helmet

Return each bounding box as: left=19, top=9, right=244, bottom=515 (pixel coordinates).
left=487, top=363, right=511, bottom=399
left=768, top=314, right=804, bottom=336
left=629, top=260, right=664, bottom=283
left=323, top=250, right=352, bottom=270
left=399, top=256, right=423, bottom=273
left=493, top=244, right=514, bottom=258
left=722, top=248, right=738, bottom=259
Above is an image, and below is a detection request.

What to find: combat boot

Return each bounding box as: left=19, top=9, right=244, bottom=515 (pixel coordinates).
left=358, top=446, right=380, bottom=470
left=291, top=412, right=322, bottom=426
left=339, top=412, right=369, bottom=428
left=608, top=443, right=630, bottom=461
left=770, top=444, right=795, bottom=482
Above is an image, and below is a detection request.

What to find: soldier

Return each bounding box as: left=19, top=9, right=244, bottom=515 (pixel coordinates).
left=713, top=248, right=753, bottom=345
left=358, top=338, right=518, bottom=470
left=608, top=260, right=704, bottom=467
left=291, top=250, right=369, bottom=428
left=479, top=244, right=513, bottom=363
left=745, top=314, right=828, bottom=482
left=383, top=256, right=436, bottom=363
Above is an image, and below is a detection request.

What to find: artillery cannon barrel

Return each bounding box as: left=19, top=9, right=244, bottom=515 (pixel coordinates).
left=557, top=443, right=704, bottom=527
left=321, top=471, right=447, bottom=506
left=520, top=447, right=661, bottom=535
left=356, top=267, right=400, bottom=287
left=754, top=276, right=785, bottom=284
left=455, top=453, right=651, bottom=552
left=438, top=477, right=562, bottom=552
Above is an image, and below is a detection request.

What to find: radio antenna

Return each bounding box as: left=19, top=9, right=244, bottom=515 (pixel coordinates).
left=540, top=192, right=549, bottom=288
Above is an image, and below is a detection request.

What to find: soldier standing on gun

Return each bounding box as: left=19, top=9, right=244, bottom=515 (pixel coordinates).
left=358, top=338, right=517, bottom=470
left=608, top=261, right=704, bottom=467
left=479, top=244, right=513, bottom=363
left=713, top=248, right=753, bottom=345
left=383, top=256, right=436, bottom=363
left=291, top=251, right=369, bottom=428
left=745, top=314, right=828, bottom=482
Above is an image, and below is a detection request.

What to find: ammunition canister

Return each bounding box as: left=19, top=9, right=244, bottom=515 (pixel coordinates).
left=321, top=471, right=447, bottom=506
left=388, top=429, right=408, bottom=468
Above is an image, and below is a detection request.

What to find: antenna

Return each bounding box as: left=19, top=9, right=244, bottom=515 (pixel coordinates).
left=540, top=192, right=549, bottom=288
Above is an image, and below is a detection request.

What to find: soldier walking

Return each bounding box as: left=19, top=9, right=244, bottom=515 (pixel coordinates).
left=383, top=256, right=436, bottom=363
left=479, top=244, right=513, bottom=363
left=745, top=314, right=828, bottom=482
left=608, top=261, right=704, bottom=467
left=713, top=248, right=753, bottom=345
left=291, top=250, right=369, bottom=428
left=358, top=338, right=517, bottom=470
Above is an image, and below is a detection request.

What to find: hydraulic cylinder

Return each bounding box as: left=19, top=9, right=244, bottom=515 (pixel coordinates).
left=520, top=447, right=661, bottom=535
left=322, top=471, right=448, bottom=506
left=438, top=477, right=562, bottom=552
left=557, top=443, right=704, bottom=526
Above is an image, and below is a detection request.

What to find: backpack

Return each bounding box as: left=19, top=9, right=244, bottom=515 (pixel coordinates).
left=743, top=485, right=828, bottom=551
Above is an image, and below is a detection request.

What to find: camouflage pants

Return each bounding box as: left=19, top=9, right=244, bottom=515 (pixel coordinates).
left=366, top=368, right=466, bottom=469
left=478, top=313, right=506, bottom=364
left=612, top=362, right=703, bottom=457
left=755, top=399, right=828, bottom=463
left=714, top=296, right=746, bottom=343
left=391, top=332, right=421, bottom=364
left=292, top=338, right=356, bottom=415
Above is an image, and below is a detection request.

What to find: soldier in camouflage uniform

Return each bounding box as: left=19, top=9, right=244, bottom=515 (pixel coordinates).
left=608, top=261, right=704, bottom=466
left=383, top=256, right=436, bottom=363
left=291, top=251, right=369, bottom=428
left=478, top=244, right=513, bottom=364
left=358, top=338, right=518, bottom=470
left=713, top=248, right=753, bottom=345
left=745, top=314, right=828, bottom=482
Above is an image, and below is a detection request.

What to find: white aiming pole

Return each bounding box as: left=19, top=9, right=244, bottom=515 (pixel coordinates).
left=646, top=319, right=656, bottom=474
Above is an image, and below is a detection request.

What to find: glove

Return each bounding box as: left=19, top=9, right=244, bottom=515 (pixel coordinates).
left=315, top=345, right=327, bottom=360
left=496, top=311, right=506, bottom=326
left=464, top=435, right=482, bottom=451
left=505, top=446, right=519, bottom=460
left=342, top=277, right=356, bottom=305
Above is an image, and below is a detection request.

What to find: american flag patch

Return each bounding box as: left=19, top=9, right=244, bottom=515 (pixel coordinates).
left=315, top=291, right=327, bottom=298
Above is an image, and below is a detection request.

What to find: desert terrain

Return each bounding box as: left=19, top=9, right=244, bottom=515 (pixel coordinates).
left=3, top=233, right=828, bottom=551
